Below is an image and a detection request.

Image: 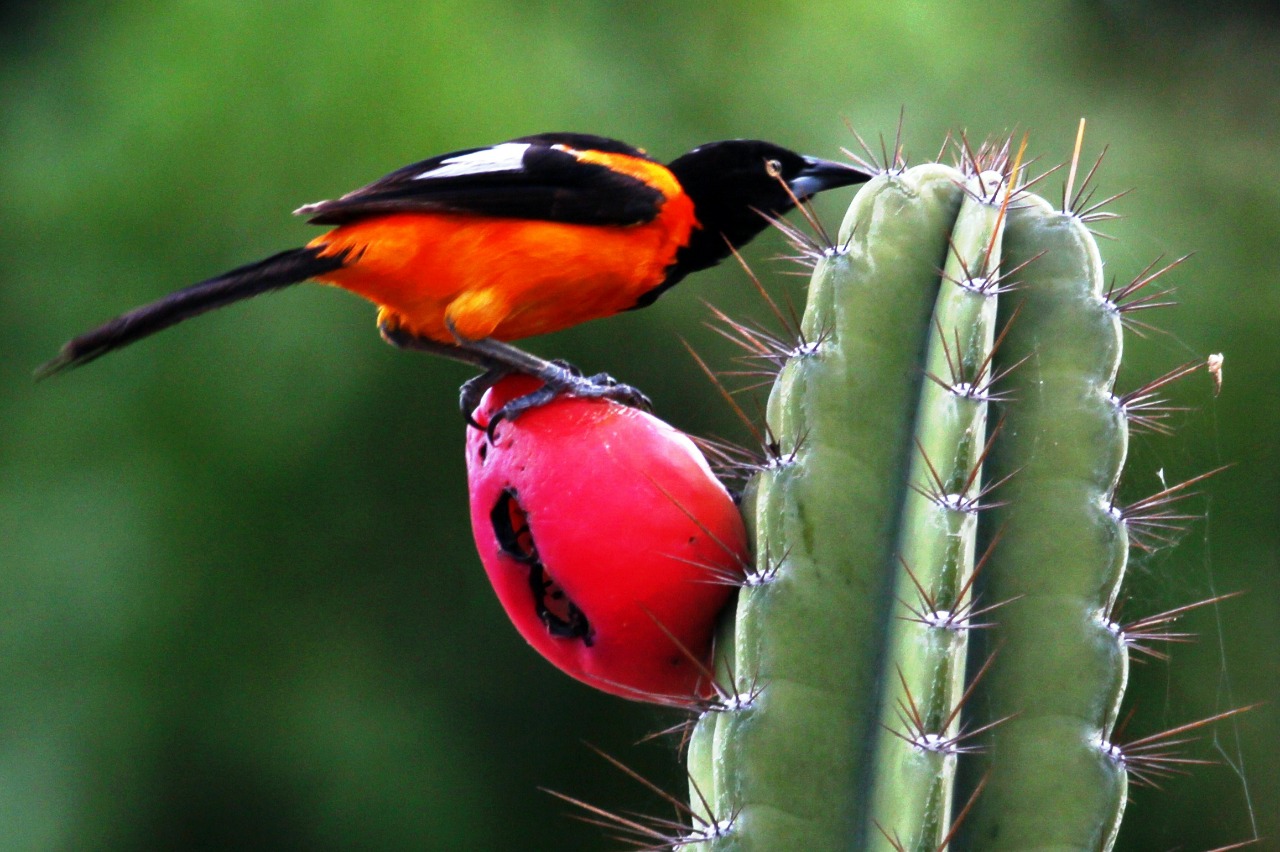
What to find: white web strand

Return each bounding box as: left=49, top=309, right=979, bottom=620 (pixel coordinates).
left=1202, top=431, right=1260, bottom=840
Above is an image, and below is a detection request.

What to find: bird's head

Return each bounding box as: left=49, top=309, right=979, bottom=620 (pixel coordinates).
left=665, top=140, right=871, bottom=278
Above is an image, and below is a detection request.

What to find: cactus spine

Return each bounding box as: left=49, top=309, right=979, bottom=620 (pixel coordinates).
left=683, top=136, right=1207, bottom=850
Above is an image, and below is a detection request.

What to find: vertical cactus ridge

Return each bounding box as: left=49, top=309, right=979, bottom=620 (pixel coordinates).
left=870, top=167, right=1009, bottom=851
left=958, top=189, right=1131, bottom=850
left=693, top=164, right=966, bottom=849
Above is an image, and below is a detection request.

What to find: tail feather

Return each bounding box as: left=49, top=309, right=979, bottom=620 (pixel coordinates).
left=36, top=246, right=349, bottom=378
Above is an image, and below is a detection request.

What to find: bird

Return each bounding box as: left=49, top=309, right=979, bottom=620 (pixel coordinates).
left=38, top=132, right=870, bottom=423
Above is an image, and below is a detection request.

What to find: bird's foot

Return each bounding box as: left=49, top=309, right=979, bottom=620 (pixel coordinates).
left=477, top=362, right=651, bottom=442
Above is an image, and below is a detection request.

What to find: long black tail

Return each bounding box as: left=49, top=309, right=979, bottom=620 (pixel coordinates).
left=36, top=245, right=350, bottom=378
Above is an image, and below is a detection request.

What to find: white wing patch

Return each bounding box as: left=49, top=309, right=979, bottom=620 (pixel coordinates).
left=415, top=143, right=532, bottom=180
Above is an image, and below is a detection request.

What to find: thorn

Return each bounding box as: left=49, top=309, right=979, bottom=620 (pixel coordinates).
left=579, top=606, right=748, bottom=711
left=960, top=132, right=1026, bottom=273
left=740, top=538, right=786, bottom=588
left=688, top=433, right=765, bottom=495
left=841, top=111, right=907, bottom=175
left=873, top=821, right=908, bottom=852
left=935, top=129, right=956, bottom=168
left=1115, top=360, right=1203, bottom=436
left=702, top=300, right=810, bottom=378
left=683, top=340, right=768, bottom=453
left=901, top=534, right=995, bottom=629
left=941, top=248, right=1041, bottom=299
left=635, top=714, right=699, bottom=749
left=1113, top=466, right=1231, bottom=551
left=1057, top=117, right=1127, bottom=228
left=757, top=204, right=837, bottom=264
left=1063, top=118, right=1087, bottom=215
left=910, top=417, right=1016, bottom=515
left=955, top=130, right=982, bottom=180
left=898, top=527, right=1020, bottom=631
left=759, top=161, right=841, bottom=261
left=1199, top=840, right=1263, bottom=851
left=925, top=303, right=1028, bottom=403
left=1106, top=253, right=1189, bottom=337
left=1103, top=704, right=1259, bottom=789
left=639, top=614, right=763, bottom=717
left=841, top=117, right=886, bottom=175
left=1109, top=591, right=1244, bottom=662
left=893, top=106, right=907, bottom=172
left=1019, top=160, right=1065, bottom=196
left=1078, top=187, right=1132, bottom=224
left=978, top=134, right=1016, bottom=175
left=937, top=769, right=992, bottom=851
left=544, top=763, right=737, bottom=852
left=596, top=604, right=744, bottom=713
left=588, top=742, right=716, bottom=818
left=726, top=244, right=808, bottom=349
left=886, top=652, right=1016, bottom=757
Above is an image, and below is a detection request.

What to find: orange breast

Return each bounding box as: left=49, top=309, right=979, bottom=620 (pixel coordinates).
left=308, top=156, right=697, bottom=344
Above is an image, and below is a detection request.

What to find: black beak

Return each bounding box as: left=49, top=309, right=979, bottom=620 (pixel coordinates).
left=787, top=156, right=872, bottom=200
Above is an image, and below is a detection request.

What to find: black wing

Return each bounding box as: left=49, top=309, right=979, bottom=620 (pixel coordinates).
left=296, top=133, right=665, bottom=227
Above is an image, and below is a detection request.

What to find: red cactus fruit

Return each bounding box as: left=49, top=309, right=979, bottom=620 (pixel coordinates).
left=465, top=376, right=748, bottom=704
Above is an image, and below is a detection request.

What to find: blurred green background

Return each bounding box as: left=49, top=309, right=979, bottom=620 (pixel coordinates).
left=2, top=1, right=1276, bottom=849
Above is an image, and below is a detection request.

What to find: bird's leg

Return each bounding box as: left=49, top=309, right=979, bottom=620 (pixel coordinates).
left=443, top=320, right=651, bottom=435
left=380, top=320, right=651, bottom=435
left=379, top=322, right=509, bottom=429
left=380, top=321, right=495, bottom=369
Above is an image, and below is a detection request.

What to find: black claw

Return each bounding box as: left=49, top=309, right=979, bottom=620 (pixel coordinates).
left=462, top=400, right=486, bottom=432
left=488, top=384, right=565, bottom=441
left=460, top=367, right=510, bottom=432
left=485, top=408, right=509, bottom=444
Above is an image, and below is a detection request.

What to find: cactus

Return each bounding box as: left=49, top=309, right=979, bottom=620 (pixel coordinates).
left=951, top=161, right=1129, bottom=850
left=674, top=129, right=1232, bottom=851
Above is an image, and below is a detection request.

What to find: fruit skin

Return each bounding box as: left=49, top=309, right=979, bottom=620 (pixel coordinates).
left=465, top=375, right=748, bottom=704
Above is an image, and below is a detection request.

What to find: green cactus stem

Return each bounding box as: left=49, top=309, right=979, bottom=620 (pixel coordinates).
left=956, top=185, right=1129, bottom=850
left=679, top=133, right=1212, bottom=851
left=689, top=163, right=966, bottom=849
left=869, top=168, right=1009, bottom=851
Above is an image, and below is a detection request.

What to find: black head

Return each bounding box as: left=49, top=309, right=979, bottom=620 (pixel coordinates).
left=663, top=140, right=870, bottom=283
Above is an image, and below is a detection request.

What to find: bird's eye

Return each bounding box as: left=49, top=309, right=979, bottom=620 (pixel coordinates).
left=765, top=158, right=783, bottom=178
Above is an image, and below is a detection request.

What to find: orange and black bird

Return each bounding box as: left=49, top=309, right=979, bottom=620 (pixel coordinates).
left=40, top=133, right=870, bottom=420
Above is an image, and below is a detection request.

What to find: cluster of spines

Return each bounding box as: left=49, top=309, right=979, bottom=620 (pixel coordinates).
left=543, top=125, right=1252, bottom=851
